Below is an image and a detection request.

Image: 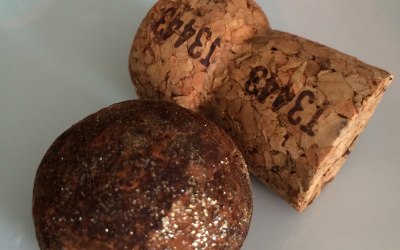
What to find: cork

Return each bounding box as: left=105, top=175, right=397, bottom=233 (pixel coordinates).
left=201, top=31, right=393, bottom=211
left=129, top=3, right=393, bottom=211
left=129, top=0, right=270, bottom=110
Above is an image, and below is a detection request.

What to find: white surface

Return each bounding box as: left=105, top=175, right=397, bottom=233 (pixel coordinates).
left=1, top=0, right=399, bottom=249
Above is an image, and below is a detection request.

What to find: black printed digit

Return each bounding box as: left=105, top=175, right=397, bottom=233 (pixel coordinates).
left=152, top=7, right=177, bottom=41
left=174, top=19, right=196, bottom=48
left=244, top=67, right=280, bottom=102
left=288, top=90, right=315, bottom=126
left=162, top=18, right=184, bottom=40
left=188, top=27, right=212, bottom=59
left=257, top=75, right=279, bottom=102
left=200, top=37, right=221, bottom=67
left=272, top=85, right=294, bottom=112
left=300, top=106, right=326, bottom=136
left=245, top=66, right=269, bottom=96
left=287, top=90, right=324, bottom=136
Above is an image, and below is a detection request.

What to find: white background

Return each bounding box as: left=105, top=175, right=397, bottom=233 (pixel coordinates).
left=1, top=0, right=399, bottom=249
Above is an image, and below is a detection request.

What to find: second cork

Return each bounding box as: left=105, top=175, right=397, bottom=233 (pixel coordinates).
left=129, top=0, right=393, bottom=211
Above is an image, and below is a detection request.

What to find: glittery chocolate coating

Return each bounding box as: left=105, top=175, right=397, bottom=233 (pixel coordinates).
left=32, top=100, right=252, bottom=249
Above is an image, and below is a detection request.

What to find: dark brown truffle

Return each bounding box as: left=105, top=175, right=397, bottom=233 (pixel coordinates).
left=32, top=100, right=252, bottom=249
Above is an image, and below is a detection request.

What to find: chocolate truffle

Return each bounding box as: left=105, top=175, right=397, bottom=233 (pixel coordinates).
left=32, top=100, right=252, bottom=249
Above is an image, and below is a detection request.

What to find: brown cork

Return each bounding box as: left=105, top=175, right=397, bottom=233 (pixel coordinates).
left=129, top=3, right=393, bottom=211
left=201, top=31, right=393, bottom=211
left=129, top=0, right=270, bottom=110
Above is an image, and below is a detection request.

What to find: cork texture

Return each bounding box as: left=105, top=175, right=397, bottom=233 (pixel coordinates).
left=201, top=31, right=393, bottom=211
left=129, top=2, right=393, bottom=211
left=129, top=0, right=270, bottom=110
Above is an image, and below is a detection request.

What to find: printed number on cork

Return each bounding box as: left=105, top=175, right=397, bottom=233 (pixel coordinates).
left=287, top=90, right=325, bottom=136
left=245, top=66, right=279, bottom=103
left=244, top=66, right=292, bottom=110
left=152, top=7, right=221, bottom=68
left=244, top=66, right=325, bottom=137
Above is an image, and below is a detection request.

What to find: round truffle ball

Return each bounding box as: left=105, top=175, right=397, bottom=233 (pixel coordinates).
left=32, top=100, right=252, bottom=249
left=129, top=0, right=270, bottom=109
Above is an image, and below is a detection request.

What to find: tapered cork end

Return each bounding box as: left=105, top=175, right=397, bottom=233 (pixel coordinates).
left=203, top=30, right=393, bottom=211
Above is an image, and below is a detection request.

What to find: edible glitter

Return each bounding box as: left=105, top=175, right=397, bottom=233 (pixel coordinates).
left=32, top=101, right=252, bottom=249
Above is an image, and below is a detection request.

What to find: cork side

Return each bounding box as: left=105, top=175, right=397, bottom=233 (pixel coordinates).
left=201, top=30, right=393, bottom=211
left=129, top=0, right=270, bottom=110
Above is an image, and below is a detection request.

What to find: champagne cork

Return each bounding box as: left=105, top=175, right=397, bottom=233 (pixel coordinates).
left=201, top=31, right=393, bottom=211
left=129, top=0, right=270, bottom=109
left=129, top=2, right=393, bottom=211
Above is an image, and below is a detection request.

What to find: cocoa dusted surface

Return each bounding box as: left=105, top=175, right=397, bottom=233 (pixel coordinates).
left=32, top=100, right=252, bottom=249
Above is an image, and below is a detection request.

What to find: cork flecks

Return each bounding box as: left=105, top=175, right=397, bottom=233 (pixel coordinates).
left=129, top=1, right=393, bottom=211
left=202, top=31, right=393, bottom=211
left=130, top=0, right=270, bottom=110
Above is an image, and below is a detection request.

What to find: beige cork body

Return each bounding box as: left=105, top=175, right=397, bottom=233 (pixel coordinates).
left=129, top=1, right=393, bottom=211
left=129, top=0, right=270, bottom=110
left=201, top=31, right=393, bottom=211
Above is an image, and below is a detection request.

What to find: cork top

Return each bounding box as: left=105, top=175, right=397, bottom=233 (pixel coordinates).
left=130, top=0, right=270, bottom=109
